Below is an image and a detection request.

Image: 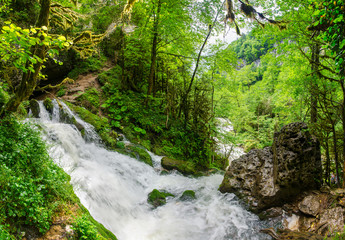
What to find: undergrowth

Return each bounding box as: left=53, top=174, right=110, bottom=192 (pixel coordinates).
left=0, top=117, right=76, bottom=237
left=99, top=67, right=227, bottom=171
left=0, top=115, right=117, bottom=239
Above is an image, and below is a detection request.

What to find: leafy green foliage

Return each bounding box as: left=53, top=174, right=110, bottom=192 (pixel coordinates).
left=76, top=88, right=102, bottom=114
left=67, top=55, right=106, bottom=79
left=56, top=85, right=67, bottom=97
left=312, top=0, right=345, bottom=75
left=72, top=215, right=102, bottom=240
left=230, top=32, right=275, bottom=64
left=0, top=117, right=76, bottom=235
left=0, top=22, right=69, bottom=76
left=0, top=224, right=14, bottom=240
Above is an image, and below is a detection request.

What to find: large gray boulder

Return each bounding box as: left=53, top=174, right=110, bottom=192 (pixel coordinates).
left=219, top=122, right=322, bottom=212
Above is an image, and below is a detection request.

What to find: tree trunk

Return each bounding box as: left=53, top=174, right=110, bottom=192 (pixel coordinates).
left=1, top=0, right=51, bottom=117
left=341, top=79, right=345, bottom=187
left=310, top=43, right=320, bottom=123
left=147, top=0, right=161, bottom=98
left=325, top=137, right=330, bottom=185
left=332, top=123, right=341, bottom=187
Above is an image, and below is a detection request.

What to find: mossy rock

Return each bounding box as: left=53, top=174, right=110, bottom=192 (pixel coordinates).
left=43, top=97, right=53, bottom=114
left=78, top=205, right=117, bottom=240
left=147, top=189, right=174, bottom=208
left=160, top=169, right=169, bottom=175
left=59, top=106, right=75, bottom=124
left=152, top=144, right=167, bottom=156
left=122, top=126, right=137, bottom=144
left=126, top=145, right=153, bottom=166
left=161, top=157, right=196, bottom=175
left=141, top=139, right=152, bottom=151
left=29, top=99, right=40, bottom=118
left=64, top=101, right=117, bottom=149
left=179, top=190, right=196, bottom=201
left=65, top=102, right=108, bottom=132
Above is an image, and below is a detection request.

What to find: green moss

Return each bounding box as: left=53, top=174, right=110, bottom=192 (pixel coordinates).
left=56, top=86, right=67, bottom=97
left=64, top=101, right=117, bottom=149
left=122, top=126, right=137, bottom=144
left=29, top=99, right=40, bottom=118
left=76, top=88, right=101, bottom=114
left=152, top=145, right=167, bottom=156
left=147, top=189, right=174, bottom=208
left=78, top=205, right=117, bottom=240
left=97, top=66, right=122, bottom=86
left=68, top=56, right=106, bottom=80
left=116, top=141, right=125, bottom=149
left=179, top=190, right=196, bottom=201
left=66, top=102, right=107, bottom=132
left=161, top=157, right=197, bottom=175
left=126, top=145, right=153, bottom=166
left=43, top=98, right=53, bottom=114
left=141, top=139, right=152, bottom=151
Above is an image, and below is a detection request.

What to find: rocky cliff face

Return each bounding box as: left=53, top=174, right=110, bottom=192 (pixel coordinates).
left=219, top=122, right=322, bottom=212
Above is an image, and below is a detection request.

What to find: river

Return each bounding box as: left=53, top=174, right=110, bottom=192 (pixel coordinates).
left=33, top=100, right=269, bottom=240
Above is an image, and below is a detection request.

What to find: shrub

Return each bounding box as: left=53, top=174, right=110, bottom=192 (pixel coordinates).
left=72, top=215, right=101, bottom=240
left=0, top=117, right=75, bottom=234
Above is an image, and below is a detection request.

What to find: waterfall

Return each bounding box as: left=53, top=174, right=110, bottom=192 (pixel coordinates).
left=215, top=118, right=245, bottom=166
left=33, top=101, right=269, bottom=240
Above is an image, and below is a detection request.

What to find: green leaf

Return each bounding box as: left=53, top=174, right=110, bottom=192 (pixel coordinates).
left=113, top=121, right=121, bottom=128
left=313, top=10, right=320, bottom=16
left=58, top=35, right=66, bottom=41
left=340, top=39, right=345, bottom=49
left=334, top=15, right=344, bottom=23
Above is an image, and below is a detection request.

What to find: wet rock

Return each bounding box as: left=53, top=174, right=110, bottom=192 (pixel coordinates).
left=259, top=207, right=283, bottom=220
left=125, top=144, right=153, bottom=166
left=179, top=190, right=196, bottom=201
left=43, top=97, right=53, bottom=114
left=59, top=106, right=85, bottom=134
left=30, top=99, right=40, bottom=118
left=161, top=157, right=196, bottom=175
left=147, top=189, right=174, bottom=208
left=219, top=122, right=322, bottom=212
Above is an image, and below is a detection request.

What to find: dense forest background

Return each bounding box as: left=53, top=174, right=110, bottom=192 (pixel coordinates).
left=0, top=0, right=345, bottom=238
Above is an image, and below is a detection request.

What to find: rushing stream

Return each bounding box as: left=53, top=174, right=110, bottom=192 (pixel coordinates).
left=32, top=100, right=269, bottom=240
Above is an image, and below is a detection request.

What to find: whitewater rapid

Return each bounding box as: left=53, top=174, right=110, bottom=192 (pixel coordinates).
left=33, top=100, right=269, bottom=240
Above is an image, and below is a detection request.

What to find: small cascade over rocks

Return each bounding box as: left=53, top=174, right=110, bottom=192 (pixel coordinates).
left=215, top=118, right=245, bottom=166
left=29, top=99, right=270, bottom=240
left=31, top=99, right=101, bottom=143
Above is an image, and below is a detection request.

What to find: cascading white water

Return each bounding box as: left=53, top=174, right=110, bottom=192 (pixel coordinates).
left=215, top=118, right=245, bottom=166
left=34, top=101, right=269, bottom=240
